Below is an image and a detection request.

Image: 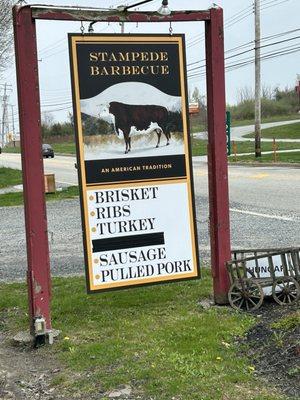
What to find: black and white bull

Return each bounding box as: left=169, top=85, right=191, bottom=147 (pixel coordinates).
left=108, top=101, right=171, bottom=154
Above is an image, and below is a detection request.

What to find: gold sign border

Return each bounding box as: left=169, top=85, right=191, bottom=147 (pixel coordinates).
left=69, top=34, right=200, bottom=292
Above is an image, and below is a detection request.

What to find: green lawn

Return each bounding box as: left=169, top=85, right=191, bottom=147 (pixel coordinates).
left=0, top=167, right=22, bottom=188
left=192, top=139, right=300, bottom=157
left=2, top=143, right=76, bottom=155
left=229, top=151, right=300, bottom=164
left=1, top=146, right=20, bottom=154
left=0, top=271, right=281, bottom=400
left=190, top=123, right=206, bottom=133
left=51, top=142, right=76, bottom=154
left=0, top=186, right=79, bottom=207
left=244, top=122, right=300, bottom=139
left=231, top=114, right=300, bottom=128
left=189, top=114, right=300, bottom=133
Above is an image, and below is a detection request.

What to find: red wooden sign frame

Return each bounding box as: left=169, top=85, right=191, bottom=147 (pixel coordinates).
left=13, top=4, right=231, bottom=338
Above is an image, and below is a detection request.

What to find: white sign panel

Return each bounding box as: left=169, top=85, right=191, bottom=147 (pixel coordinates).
left=246, top=255, right=285, bottom=295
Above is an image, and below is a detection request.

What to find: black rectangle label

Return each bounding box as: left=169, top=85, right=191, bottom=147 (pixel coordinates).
left=92, top=232, right=165, bottom=252
left=85, top=155, right=186, bottom=184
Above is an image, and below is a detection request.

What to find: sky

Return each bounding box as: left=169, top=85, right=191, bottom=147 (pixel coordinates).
left=2, top=0, right=300, bottom=130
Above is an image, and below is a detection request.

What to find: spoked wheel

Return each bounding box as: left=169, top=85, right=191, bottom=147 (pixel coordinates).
left=272, top=277, right=300, bottom=306
left=228, top=279, right=264, bottom=311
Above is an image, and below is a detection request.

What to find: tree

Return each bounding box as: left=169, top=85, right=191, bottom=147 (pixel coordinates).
left=42, top=111, right=54, bottom=128
left=191, top=87, right=200, bottom=104
left=0, top=1, right=13, bottom=76
left=237, top=86, right=254, bottom=103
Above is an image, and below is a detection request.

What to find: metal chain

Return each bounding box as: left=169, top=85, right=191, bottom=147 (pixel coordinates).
left=80, top=21, right=85, bottom=35
left=169, top=21, right=173, bottom=35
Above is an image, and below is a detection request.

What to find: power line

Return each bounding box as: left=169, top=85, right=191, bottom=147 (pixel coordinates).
left=39, top=38, right=65, bottom=56
left=186, top=0, right=295, bottom=50
left=186, top=4, right=254, bottom=49
left=187, top=28, right=300, bottom=69
left=188, top=45, right=300, bottom=80
left=260, top=0, right=292, bottom=11
left=41, top=105, right=73, bottom=113
left=41, top=101, right=72, bottom=107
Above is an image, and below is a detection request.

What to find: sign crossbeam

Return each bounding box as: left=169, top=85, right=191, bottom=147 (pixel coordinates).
left=13, top=3, right=231, bottom=340
left=31, top=7, right=211, bottom=22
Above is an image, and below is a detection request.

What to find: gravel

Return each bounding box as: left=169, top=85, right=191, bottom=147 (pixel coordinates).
left=1, top=195, right=299, bottom=282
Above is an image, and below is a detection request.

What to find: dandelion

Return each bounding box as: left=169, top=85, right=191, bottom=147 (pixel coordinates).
left=221, top=341, right=230, bottom=348
left=63, top=336, right=70, bottom=341
left=216, top=356, right=222, bottom=361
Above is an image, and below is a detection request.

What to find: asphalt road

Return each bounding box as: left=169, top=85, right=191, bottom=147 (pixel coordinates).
left=0, top=153, right=299, bottom=281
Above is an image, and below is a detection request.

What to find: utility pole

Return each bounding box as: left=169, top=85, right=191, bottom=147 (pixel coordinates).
left=1, top=84, right=10, bottom=148
left=11, top=105, right=15, bottom=145
left=296, top=74, right=300, bottom=107
left=254, top=0, right=261, bottom=157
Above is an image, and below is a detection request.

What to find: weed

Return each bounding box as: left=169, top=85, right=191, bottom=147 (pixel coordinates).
left=271, top=311, right=300, bottom=331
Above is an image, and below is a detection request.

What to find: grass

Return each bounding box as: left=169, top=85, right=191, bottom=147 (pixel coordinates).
left=2, top=143, right=76, bottom=155
left=189, top=114, right=300, bottom=133
left=244, top=122, right=300, bottom=139
left=0, top=186, right=79, bottom=207
left=271, top=311, right=300, bottom=331
left=4, top=140, right=300, bottom=158
left=0, top=167, right=22, bottom=188
left=0, top=270, right=282, bottom=400
left=230, top=114, right=300, bottom=128
left=191, top=139, right=300, bottom=157
left=229, top=151, right=300, bottom=164
left=51, top=142, right=76, bottom=154
left=2, top=146, right=20, bottom=154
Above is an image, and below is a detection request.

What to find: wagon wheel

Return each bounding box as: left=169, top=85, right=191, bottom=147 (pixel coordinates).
left=228, top=279, right=264, bottom=311
left=272, top=277, right=300, bottom=306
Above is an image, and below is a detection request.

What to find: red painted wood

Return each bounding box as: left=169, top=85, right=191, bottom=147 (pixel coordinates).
left=205, top=7, right=231, bottom=304
left=31, top=7, right=210, bottom=22
left=13, top=5, right=52, bottom=333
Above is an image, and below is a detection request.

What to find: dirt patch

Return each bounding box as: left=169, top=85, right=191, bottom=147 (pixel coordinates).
left=0, top=330, right=133, bottom=400
left=241, top=300, right=300, bottom=399
left=0, top=330, right=71, bottom=400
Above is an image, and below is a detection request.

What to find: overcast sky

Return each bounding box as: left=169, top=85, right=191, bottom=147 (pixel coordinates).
left=3, top=0, right=300, bottom=128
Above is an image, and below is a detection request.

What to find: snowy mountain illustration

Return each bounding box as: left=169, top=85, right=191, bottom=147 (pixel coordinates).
left=80, top=81, right=182, bottom=123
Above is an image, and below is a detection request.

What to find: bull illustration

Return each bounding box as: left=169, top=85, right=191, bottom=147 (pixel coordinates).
left=109, top=101, right=171, bottom=154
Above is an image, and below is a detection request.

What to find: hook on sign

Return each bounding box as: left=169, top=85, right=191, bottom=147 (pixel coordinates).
left=88, top=22, right=95, bottom=33
left=169, top=21, right=173, bottom=35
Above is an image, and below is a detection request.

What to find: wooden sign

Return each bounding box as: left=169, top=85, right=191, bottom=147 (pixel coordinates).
left=69, top=34, right=200, bottom=292
left=189, top=102, right=200, bottom=114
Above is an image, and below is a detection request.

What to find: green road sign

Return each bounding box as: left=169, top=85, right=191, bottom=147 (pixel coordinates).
left=226, top=111, right=231, bottom=155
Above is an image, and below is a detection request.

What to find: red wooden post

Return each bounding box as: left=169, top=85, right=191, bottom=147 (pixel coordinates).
left=205, top=7, right=231, bottom=304
left=13, top=5, right=52, bottom=335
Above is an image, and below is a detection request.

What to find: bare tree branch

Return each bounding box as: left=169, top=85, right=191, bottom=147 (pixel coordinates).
left=0, top=1, right=14, bottom=76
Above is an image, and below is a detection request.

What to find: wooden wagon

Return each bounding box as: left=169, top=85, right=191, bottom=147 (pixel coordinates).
left=226, top=247, right=300, bottom=311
